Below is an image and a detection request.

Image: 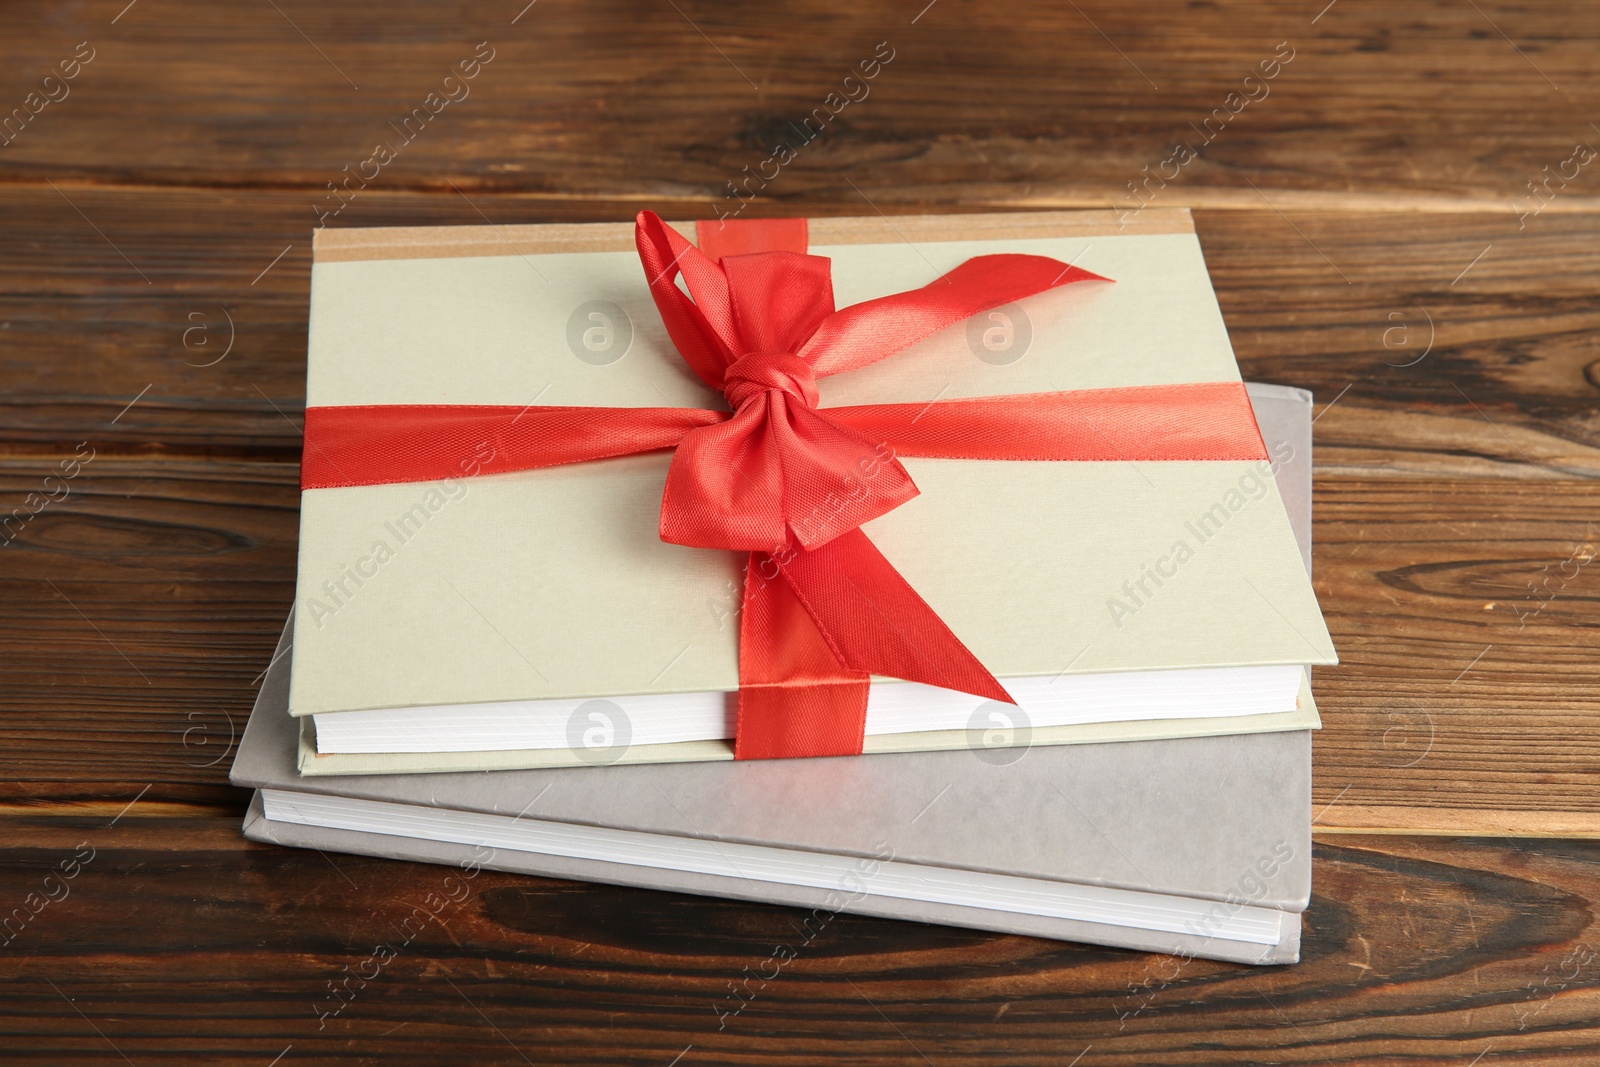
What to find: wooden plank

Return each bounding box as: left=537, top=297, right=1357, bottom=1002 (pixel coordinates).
left=0, top=456, right=294, bottom=802
left=1200, top=211, right=1600, bottom=482
left=0, top=1, right=1595, bottom=210
left=1306, top=477, right=1600, bottom=833
left=0, top=818, right=1597, bottom=1064
left=1319, top=808, right=1600, bottom=838
left=3, top=455, right=1598, bottom=834
left=2, top=184, right=1598, bottom=473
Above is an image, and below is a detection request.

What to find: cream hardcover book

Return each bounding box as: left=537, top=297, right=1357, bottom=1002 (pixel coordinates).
left=291, top=210, right=1335, bottom=773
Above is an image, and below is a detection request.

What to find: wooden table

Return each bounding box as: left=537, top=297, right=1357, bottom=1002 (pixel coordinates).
left=3, top=1, right=1598, bottom=1062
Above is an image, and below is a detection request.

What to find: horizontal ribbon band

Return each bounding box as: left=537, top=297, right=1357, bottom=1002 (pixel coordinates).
left=301, top=382, right=1266, bottom=491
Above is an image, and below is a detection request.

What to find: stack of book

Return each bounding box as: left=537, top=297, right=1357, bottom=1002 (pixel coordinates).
left=232, top=209, right=1336, bottom=964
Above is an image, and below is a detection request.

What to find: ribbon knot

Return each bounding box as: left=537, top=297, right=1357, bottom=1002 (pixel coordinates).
left=722, top=352, right=818, bottom=411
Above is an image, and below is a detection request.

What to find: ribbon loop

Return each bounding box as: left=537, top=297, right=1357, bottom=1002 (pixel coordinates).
left=721, top=251, right=836, bottom=355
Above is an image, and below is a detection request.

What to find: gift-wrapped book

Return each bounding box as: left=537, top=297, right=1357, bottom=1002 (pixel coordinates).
left=290, top=208, right=1335, bottom=774
left=236, top=383, right=1322, bottom=963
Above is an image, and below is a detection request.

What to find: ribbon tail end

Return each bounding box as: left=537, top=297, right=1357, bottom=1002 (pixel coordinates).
left=966, top=674, right=1016, bottom=706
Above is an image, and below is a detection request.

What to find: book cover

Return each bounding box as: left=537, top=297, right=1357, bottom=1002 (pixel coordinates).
left=290, top=208, right=1334, bottom=768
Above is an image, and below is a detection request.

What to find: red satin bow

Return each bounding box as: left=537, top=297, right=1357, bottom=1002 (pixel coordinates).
left=301, top=212, right=1268, bottom=760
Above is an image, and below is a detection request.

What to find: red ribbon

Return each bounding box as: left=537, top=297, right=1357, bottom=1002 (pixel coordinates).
left=302, top=213, right=1268, bottom=760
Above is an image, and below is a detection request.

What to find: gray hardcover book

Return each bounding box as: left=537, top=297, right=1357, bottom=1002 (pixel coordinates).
left=232, top=383, right=1317, bottom=964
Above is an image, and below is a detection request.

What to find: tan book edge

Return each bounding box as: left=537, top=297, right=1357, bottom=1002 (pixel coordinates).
left=310, top=208, right=1196, bottom=262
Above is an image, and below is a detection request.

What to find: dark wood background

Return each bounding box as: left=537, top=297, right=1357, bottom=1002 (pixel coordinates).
left=3, top=1, right=1598, bottom=1062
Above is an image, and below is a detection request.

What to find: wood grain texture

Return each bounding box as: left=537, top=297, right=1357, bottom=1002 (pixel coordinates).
left=1307, top=478, right=1600, bottom=833
left=0, top=456, right=294, bottom=804
left=1204, top=211, right=1600, bottom=482
left=1, top=819, right=1598, bottom=1065
left=0, top=0, right=1595, bottom=209
left=3, top=0, right=1599, bottom=1059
